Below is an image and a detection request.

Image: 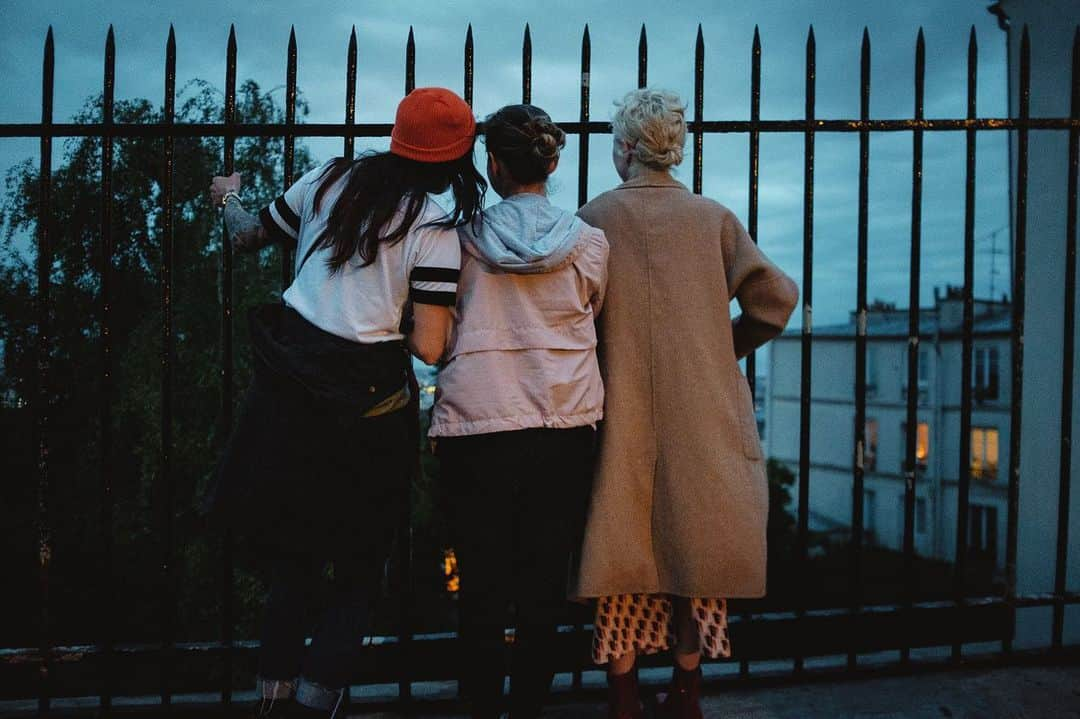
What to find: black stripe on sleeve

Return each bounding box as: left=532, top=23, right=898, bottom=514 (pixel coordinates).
left=410, top=288, right=457, bottom=307
left=409, top=266, right=461, bottom=284
left=274, top=195, right=301, bottom=234
left=259, top=206, right=297, bottom=246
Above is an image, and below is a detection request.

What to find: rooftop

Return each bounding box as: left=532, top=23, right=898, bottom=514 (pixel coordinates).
left=780, top=287, right=1012, bottom=339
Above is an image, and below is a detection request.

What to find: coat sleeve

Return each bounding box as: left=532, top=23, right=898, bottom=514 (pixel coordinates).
left=724, top=211, right=799, bottom=359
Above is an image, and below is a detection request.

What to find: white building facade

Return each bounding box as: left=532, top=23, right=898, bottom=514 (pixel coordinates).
left=767, top=289, right=1011, bottom=574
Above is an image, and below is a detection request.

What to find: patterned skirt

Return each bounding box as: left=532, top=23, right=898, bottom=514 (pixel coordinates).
left=592, top=594, right=731, bottom=665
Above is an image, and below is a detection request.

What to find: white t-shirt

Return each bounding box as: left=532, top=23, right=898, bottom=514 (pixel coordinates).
left=259, top=163, right=461, bottom=343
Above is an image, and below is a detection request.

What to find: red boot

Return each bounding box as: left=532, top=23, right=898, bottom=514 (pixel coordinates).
left=657, top=665, right=703, bottom=719
left=607, top=667, right=645, bottom=719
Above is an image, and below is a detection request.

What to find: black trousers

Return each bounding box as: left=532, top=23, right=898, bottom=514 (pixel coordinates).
left=439, top=426, right=595, bottom=719
left=257, top=407, right=411, bottom=696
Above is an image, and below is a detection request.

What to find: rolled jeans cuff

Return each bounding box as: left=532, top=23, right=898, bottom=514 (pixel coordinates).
left=256, top=676, right=295, bottom=699
left=296, top=677, right=344, bottom=711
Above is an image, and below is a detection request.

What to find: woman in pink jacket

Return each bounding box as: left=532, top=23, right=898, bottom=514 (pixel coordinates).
left=430, top=104, right=608, bottom=719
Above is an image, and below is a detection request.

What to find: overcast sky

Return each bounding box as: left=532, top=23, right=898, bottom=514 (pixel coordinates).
left=0, top=0, right=1015, bottom=326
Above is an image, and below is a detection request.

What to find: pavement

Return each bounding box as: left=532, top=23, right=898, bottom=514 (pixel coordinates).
left=3, top=661, right=1078, bottom=718
left=346, top=663, right=1080, bottom=719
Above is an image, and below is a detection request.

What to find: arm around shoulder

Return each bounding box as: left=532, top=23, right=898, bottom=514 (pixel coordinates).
left=407, top=302, right=452, bottom=365
left=581, top=226, right=609, bottom=317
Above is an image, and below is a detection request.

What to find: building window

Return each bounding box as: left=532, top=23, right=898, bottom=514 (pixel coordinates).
left=863, top=489, right=877, bottom=542
left=896, top=495, right=927, bottom=546
left=915, top=497, right=927, bottom=535
left=971, top=427, right=1000, bottom=481
left=974, top=346, right=1000, bottom=401
left=866, top=346, right=878, bottom=397
left=901, top=421, right=930, bottom=471
left=902, top=348, right=930, bottom=403
left=864, top=418, right=878, bottom=472
left=969, top=504, right=998, bottom=561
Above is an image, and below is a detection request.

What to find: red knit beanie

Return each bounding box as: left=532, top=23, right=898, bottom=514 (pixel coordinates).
left=390, top=87, right=477, bottom=163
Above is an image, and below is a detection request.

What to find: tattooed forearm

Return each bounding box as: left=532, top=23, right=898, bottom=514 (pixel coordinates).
left=224, top=198, right=271, bottom=252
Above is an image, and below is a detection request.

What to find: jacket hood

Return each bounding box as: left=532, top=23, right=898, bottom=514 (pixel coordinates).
left=458, top=193, right=586, bottom=274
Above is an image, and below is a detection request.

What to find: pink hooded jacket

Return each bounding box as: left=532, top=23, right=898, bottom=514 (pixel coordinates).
left=429, top=193, right=609, bottom=437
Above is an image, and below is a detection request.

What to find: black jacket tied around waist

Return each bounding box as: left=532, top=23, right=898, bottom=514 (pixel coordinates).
left=203, top=303, right=414, bottom=558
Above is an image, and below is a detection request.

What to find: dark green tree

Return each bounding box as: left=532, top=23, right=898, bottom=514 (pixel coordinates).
left=0, top=78, right=315, bottom=645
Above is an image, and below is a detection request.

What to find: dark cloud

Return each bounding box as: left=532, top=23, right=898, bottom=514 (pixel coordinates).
left=1, top=0, right=1013, bottom=325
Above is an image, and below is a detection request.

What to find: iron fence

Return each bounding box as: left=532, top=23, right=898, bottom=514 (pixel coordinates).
left=0, top=17, right=1079, bottom=715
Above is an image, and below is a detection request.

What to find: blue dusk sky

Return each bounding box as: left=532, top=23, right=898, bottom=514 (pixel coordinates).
left=0, top=0, right=1015, bottom=327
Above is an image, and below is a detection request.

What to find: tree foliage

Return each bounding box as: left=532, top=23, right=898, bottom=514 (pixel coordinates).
left=0, top=78, right=315, bottom=644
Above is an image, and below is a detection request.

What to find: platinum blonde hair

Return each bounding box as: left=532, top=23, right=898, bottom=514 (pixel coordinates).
left=611, top=88, right=687, bottom=169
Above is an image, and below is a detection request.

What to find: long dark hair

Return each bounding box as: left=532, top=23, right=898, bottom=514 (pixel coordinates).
left=482, top=104, right=566, bottom=185
left=310, top=146, right=486, bottom=273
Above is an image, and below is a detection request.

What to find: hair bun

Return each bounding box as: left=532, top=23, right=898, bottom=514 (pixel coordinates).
left=533, top=132, right=560, bottom=160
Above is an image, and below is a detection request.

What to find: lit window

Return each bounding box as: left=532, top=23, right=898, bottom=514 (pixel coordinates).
left=917, top=423, right=929, bottom=465
left=971, top=427, right=1000, bottom=481
left=902, top=421, right=930, bottom=471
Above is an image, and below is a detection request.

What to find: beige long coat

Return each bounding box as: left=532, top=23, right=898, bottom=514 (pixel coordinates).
left=572, top=169, right=799, bottom=600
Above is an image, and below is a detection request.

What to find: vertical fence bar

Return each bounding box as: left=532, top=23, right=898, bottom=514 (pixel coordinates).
left=281, top=27, right=297, bottom=290
left=1053, top=26, right=1080, bottom=651
left=406, top=26, right=416, bottom=94
left=953, top=26, right=978, bottom=663
left=464, top=25, right=474, bottom=107
left=900, top=29, right=925, bottom=666
left=220, top=24, right=237, bottom=705
left=794, top=26, right=815, bottom=675
left=1004, top=25, right=1029, bottom=655
left=99, top=24, right=116, bottom=709
left=35, top=25, right=54, bottom=717
left=344, top=26, right=357, bottom=161
left=160, top=24, right=177, bottom=706
left=573, top=27, right=591, bottom=692
left=638, top=24, right=647, bottom=89
left=746, top=26, right=760, bottom=400
left=522, top=24, right=531, bottom=104
left=848, top=26, right=870, bottom=673
left=738, top=25, right=762, bottom=682
left=578, top=25, right=590, bottom=210
left=693, top=25, right=704, bottom=195
left=397, top=24, right=416, bottom=710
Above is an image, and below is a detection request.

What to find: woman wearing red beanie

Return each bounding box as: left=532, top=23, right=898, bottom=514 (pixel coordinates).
left=205, top=87, right=484, bottom=719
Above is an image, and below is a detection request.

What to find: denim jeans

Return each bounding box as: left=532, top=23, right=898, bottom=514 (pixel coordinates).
left=257, top=547, right=391, bottom=708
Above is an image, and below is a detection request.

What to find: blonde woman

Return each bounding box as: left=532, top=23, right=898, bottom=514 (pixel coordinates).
left=573, top=88, right=799, bottom=719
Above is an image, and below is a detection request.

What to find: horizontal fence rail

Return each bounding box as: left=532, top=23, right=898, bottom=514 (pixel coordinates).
left=3, top=118, right=1080, bottom=138
left=2, top=18, right=1079, bottom=716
